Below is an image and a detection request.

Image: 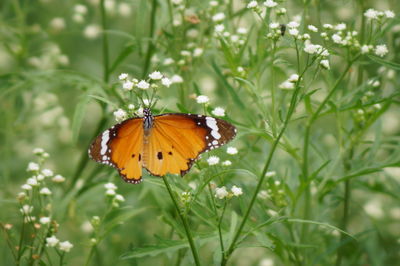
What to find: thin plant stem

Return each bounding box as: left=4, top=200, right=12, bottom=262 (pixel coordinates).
left=222, top=73, right=305, bottom=265
left=217, top=200, right=228, bottom=257
left=163, top=177, right=201, bottom=266
left=142, top=0, right=157, bottom=78
left=100, top=0, right=110, bottom=83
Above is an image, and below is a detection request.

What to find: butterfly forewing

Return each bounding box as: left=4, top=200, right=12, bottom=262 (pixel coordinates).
left=89, top=118, right=144, bottom=183
left=89, top=112, right=236, bottom=184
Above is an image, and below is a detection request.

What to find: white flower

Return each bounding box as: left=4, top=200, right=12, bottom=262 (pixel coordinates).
left=266, top=171, right=276, bottom=177
left=263, top=0, right=277, bottom=8
left=215, top=186, right=228, bottom=199
left=364, top=199, right=383, bottom=218
left=212, top=12, right=225, bottom=22
left=171, top=75, right=183, bottom=83
left=331, top=34, right=342, bottom=44
left=364, top=8, right=379, bottom=20
left=247, top=1, right=258, bottom=9
left=46, top=236, right=59, bottom=247
left=105, top=189, right=116, bottom=196
left=180, top=50, right=191, bottom=57
left=84, top=24, right=101, bottom=39
left=33, top=148, right=45, bottom=155
left=259, top=258, right=274, bottom=266
left=231, top=185, right=243, bottom=196
left=384, top=10, right=395, bottom=18
left=196, top=95, right=209, bottom=104
left=288, top=74, right=299, bottom=83
left=279, top=81, right=294, bottom=90
left=193, top=48, right=203, bottom=57
left=115, top=194, right=125, bottom=202
left=122, top=80, right=134, bottom=91
left=273, top=7, right=284, bottom=15
left=375, top=44, right=388, bottom=57
left=20, top=205, right=33, bottom=215
left=118, top=73, right=128, bottom=80
left=128, top=104, right=135, bottom=110
left=40, top=187, right=52, bottom=196
left=149, top=71, right=163, bottom=80
left=42, top=169, right=53, bottom=177
left=288, top=28, right=299, bottom=37
left=269, top=22, right=279, bottom=29
left=320, top=59, right=330, bottom=69
left=373, top=103, right=382, bottom=110
left=237, top=27, right=247, bottom=34
left=274, top=180, right=281, bottom=186
left=40, top=217, right=51, bottom=225
left=335, top=23, right=346, bottom=31
left=118, top=2, right=132, bottom=17
left=52, top=174, right=65, bottom=183
left=304, top=42, right=318, bottom=54
left=136, top=107, right=144, bottom=116
left=59, top=241, right=74, bottom=252
left=35, top=174, right=45, bottom=181
left=74, top=4, right=88, bottom=14
left=161, top=77, right=172, bottom=87
left=137, top=80, right=150, bottom=90
left=171, top=0, right=182, bottom=4
left=227, top=147, right=238, bottom=155
left=113, top=109, right=127, bottom=122
left=21, top=184, right=32, bottom=191
left=104, top=182, right=117, bottom=190
left=27, top=177, right=38, bottom=186
left=323, top=23, right=333, bottom=30
left=207, top=156, right=220, bottom=165
left=27, top=162, right=39, bottom=172
left=308, top=25, right=318, bottom=32
left=222, top=160, right=232, bottom=166
left=215, top=24, right=225, bottom=33
left=287, top=21, right=299, bottom=28
left=50, top=18, right=66, bottom=31
left=361, top=45, right=372, bottom=54
left=163, top=58, right=174, bottom=65
left=209, top=1, right=218, bottom=7
left=17, top=192, right=26, bottom=200
left=212, top=107, right=225, bottom=117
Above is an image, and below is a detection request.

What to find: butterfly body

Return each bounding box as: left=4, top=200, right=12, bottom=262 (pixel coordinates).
left=89, top=108, right=236, bottom=184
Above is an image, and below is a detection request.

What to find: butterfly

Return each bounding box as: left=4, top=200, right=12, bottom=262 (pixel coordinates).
left=89, top=108, right=237, bottom=184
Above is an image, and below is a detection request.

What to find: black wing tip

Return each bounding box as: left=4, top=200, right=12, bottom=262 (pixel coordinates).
left=121, top=174, right=143, bottom=184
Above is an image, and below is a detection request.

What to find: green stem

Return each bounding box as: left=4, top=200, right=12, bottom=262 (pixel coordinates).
left=163, top=177, right=201, bottom=266
left=222, top=75, right=304, bottom=265
left=100, top=0, right=110, bottom=83
left=217, top=200, right=228, bottom=257
left=142, top=0, right=157, bottom=78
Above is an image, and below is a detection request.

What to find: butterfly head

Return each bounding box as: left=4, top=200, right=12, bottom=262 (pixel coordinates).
left=143, top=108, right=153, bottom=131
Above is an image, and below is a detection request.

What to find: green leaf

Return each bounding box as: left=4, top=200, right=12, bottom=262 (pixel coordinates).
left=227, top=210, right=238, bottom=246
left=108, top=44, right=136, bottom=74
left=104, top=207, right=146, bottom=233
left=71, top=93, right=90, bottom=144
left=286, top=219, right=355, bottom=240
left=211, top=61, right=245, bottom=109
left=367, top=55, right=400, bottom=70
left=120, top=233, right=219, bottom=259
left=88, top=94, right=117, bottom=107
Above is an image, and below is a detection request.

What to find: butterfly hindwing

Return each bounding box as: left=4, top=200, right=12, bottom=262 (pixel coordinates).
left=143, top=114, right=236, bottom=176
left=89, top=118, right=144, bottom=183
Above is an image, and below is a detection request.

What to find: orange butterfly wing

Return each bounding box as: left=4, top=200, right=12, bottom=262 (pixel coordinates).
left=143, top=114, right=236, bottom=176
left=89, top=118, right=144, bottom=183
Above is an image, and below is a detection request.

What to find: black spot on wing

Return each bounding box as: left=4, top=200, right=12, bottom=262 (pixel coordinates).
left=157, top=151, right=163, bottom=160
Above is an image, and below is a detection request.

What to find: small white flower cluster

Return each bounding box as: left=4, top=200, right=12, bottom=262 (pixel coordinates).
left=72, top=4, right=88, bottom=24
left=104, top=182, right=125, bottom=207
left=364, top=8, right=395, bottom=20
left=195, top=95, right=228, bottom=118
left=46, top=235, right=74, bottom=252
left=247, top=0, right=279, bottom=14
left=279, top=74, right=300, bottom=90
left=214, top=25, right=248, bottom=46
left=27, top=43, right=69, bottom=69
left=119, top=71, right=177, bottom=92
left=181, top=191, right=191, bottom=204
left=21, top=150, right=65, bottom=195
left=215, top=185, right=243, bottom=199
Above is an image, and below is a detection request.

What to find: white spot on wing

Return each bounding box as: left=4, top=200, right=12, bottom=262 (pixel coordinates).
left=206, top=117, right=221, bottom=140
left=100, top=130, right=110, bottom=155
